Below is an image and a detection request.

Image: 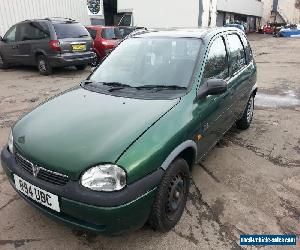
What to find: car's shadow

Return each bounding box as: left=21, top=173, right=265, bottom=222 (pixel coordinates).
left=1, top=65, right=90, bottom=77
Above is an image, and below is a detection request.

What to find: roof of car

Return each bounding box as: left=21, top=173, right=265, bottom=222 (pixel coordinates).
left=86, top=25, right=117, bottom=30
left=132, top=27, right=241, bottom=39
left=21, top=17, right=78, bottom=24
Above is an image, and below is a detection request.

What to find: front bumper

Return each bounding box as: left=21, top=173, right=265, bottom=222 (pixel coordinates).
left=48, top=52, right=96, bottom=68
left=1, top=146, right=162, bottom=234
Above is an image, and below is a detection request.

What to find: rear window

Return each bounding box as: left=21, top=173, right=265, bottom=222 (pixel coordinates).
left=101, top=28, right=122, bottom=40
left=86, top=28, right=97, bottom=39
left=53, top=23, right=90, bottom=39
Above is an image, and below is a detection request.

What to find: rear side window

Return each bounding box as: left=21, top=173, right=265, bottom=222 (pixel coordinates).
left=203, top=36, right=229, bottom=80
left=227, top=34, right=246, bottom=74
left=53, top=23, right=90, bottom=39
left=101, top=28, right=122, bottom=40
left=18, top=22, right=49, bottom=41
left=240, top=35, right=253, bottom=63
left=87, top=28, right=97, bottom=39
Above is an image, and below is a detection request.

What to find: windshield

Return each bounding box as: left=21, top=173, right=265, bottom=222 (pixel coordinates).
left=90, top=37, right=201, bottom=89
left=102, top=28, right=122, bottom=40
left=53, top=23, right=90, bottom=39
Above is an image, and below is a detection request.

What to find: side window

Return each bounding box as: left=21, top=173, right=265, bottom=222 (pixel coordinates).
left=19, top=22, right=49, bottom=41
left=203, top=37, right=229, bottom=80
left=240, top=34, right=253, bottom=63
left=227, top=34, right=246, bottom=74
left=3, top=25, right=17, bottom=42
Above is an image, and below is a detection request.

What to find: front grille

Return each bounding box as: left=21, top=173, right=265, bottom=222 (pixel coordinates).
left=15, top=152, right=69, bottom=185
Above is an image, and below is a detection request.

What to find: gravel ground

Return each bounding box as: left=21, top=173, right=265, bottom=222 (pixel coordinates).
left=0, top=34, right=299, bottom=250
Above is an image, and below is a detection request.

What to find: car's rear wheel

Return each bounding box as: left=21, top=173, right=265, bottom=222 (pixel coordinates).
left=37, top=55, right=52, bottom=75
left=0, top=53, right=8, bottom=69
left=149, top=158, right=190, bottom=232
left=236, top=95, right=254, bottom=130
left=76, top=65, right=87, bottom=71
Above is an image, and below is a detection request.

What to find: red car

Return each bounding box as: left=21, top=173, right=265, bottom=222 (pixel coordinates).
left=86, top=26, right=122, bottom=65
left=263, top=25, right=274, bottom=34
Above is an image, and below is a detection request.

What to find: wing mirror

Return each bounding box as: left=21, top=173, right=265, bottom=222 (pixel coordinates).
left=197, top=79, right=227, bottom=99
left=0, top=36, right=3, bottom=41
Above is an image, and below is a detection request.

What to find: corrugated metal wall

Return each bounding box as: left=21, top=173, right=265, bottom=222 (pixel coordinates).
left=0, top=0, right=91, bottom=36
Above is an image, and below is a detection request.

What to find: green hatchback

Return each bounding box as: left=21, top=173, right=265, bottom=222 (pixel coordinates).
left=1, top=28, right=257, bottom=234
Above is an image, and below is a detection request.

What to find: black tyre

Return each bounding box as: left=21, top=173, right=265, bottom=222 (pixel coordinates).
left=149, top=158, right=190, bottom=232
left=91, top=55, right=100, bottom=67
left=76, top=65, right=87, bottom=71
left=37, top=55, right=52, bottom=75
left=0, top=53, right=8, bottom=69
left=236, top=95, right=254, bottom=130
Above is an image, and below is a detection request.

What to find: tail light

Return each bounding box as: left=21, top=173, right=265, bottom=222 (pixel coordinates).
left=49, top=40, right=61, bottom=52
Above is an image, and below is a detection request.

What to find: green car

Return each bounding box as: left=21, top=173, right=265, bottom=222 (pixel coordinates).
left=1, top=27, right=257, bottom=234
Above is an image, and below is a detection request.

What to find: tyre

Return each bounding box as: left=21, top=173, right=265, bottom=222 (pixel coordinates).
left=91, top=55, right=100, bottom=67
left=37, top=55, right=52, bottom=75
left=236, top=95, right=254, bottom=130
left=0, top=53, right=8, bottom=69
left=76, top=65, right=87, bottom=71
left=149, top=158, right=190, bottom=232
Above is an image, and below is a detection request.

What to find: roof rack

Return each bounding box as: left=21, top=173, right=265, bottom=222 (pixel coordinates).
left=45, top=17, right=76, bottom=22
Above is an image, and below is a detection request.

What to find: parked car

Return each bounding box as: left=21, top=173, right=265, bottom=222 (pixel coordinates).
left=86, top=26, right=121, bottom=66
left=1, top=27, right=257, bottom=234
left=224, top=23, right=246, bottom=33
left=118, top=26, right=146, bottom=38
left=0, top=17, right=95, bottom=75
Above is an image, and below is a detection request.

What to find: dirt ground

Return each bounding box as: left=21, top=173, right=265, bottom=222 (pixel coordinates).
left=0, top=34, right=299, bottom=250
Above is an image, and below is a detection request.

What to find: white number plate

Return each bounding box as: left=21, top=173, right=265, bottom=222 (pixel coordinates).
left=14, top=174, right=60, bottom=212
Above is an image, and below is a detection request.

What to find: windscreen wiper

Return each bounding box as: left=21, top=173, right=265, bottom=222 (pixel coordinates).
left=80, top=80, right=95, bottom=87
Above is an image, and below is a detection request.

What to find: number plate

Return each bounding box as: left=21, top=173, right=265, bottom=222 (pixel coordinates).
left=72, top=44, right=86, bottom=51
left=14, top=175, right=60, bottom=212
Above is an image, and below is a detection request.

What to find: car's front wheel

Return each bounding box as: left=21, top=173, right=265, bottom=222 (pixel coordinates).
left=37, top=55, right=52, bottom=75
left=236, top=95, right=255, bottom=130
left=149, top=158, right=190, bottom=232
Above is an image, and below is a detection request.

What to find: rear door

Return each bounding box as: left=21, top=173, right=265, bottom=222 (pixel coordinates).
left=53, top=22, right=93, bottom=54
left=225, top=32, right=253, bottom=118
left=195, top=35, right=232, bottom=160
left=16, top=22, right=50, bottom=66
left=0, top=24, right=19, bottom=63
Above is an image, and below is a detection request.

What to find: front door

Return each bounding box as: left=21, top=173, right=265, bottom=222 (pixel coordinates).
left=194, top=36, right=233, bottom=160
left=1, top=25, right=19, bottom=64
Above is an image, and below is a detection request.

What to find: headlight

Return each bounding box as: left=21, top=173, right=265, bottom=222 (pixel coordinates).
left=8, top=130, right=14, bottom=153
left=81, top=165, right=126, bottom=192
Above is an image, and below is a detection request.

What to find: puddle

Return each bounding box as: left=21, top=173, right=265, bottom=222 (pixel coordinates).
left=256, top=91, right=300, bottom=108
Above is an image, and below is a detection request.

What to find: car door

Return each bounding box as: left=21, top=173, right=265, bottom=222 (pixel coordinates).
left=17, top=22, right=50, bottom=66
left=194, top=35, right=233, bottom=160
left=0, top=24, right=19, bottom=64
left=225, top=32, right=253, bottom=119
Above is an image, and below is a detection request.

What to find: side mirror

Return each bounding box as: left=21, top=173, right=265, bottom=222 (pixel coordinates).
left=197, top=79, right=227, bottom=99
left=0, top=36, right=3, bottom=41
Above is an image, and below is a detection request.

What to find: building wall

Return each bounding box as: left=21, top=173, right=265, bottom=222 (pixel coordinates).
left=261, top=0, right=300, bottom=24
left=277, top=0, right=300, bottom=23
left=261, top=0, right=274, bottom=24
left=217, top=0, right=263, bottom=17
left=0, top=0, right=92, bottom=36
left=118, top=0, right=201, bottom=28
left=202, top=0, right=218, bottom=27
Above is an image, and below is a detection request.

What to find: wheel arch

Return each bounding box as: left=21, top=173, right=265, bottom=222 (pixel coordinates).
left=35, top=50, right=46, bottom=61
left=160, top=140, right=197, bottom=171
